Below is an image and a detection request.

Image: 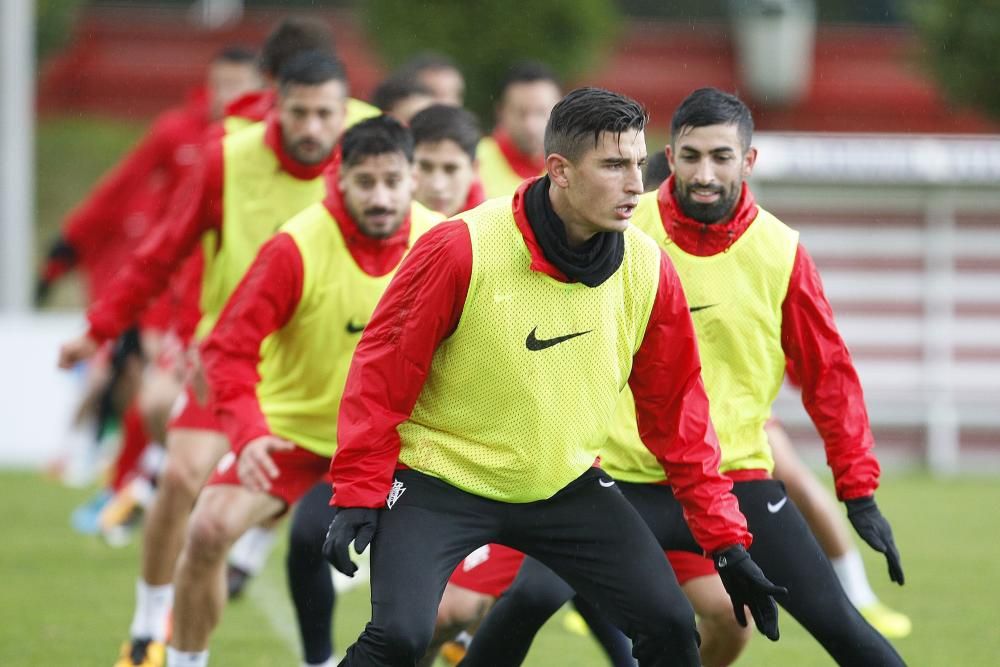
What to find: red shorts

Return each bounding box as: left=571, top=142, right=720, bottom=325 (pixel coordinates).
left=667, top=550, right=717, bottom=585
left=207, top=444, right=332, bottom=507
left=448, top=543, right=526, bottom=598
left=166, top=383, right=221, bottom=433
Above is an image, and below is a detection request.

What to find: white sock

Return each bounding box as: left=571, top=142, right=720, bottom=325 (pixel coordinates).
left=130, top=579, right=174, bottom=642
left=454, top=630, right=473, bottom=648
left=166, top=646, right=209, bottom=667
left=227, top=525, right=278, bottom=575
left=831, top=548, right=878, bottom=607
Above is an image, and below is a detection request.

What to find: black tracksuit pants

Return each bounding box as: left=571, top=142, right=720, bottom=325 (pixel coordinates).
left=462, top=479, right=906, bottom=667
left=338, top=468, right=702, bottom=666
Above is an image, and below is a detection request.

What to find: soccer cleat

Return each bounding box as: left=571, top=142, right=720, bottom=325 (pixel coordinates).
left=71, top=489, right=112, bottom=535
left=439, top=640, right=467, bottom=665
left=98, top=480, right=150, bottom=548
left=859, top=601, right=912, bottom=639
left=226, top=564, right=251, bottom=600
left=562, top=608, right=591, bottom=637
left=113, top=638, right=165, bottom=667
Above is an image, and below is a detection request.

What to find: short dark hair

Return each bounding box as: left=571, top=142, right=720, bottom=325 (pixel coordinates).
left=277, top=50, right=347, bottom=92
left=498, top=60, right=560, bottom=100
left=372, top=76, right=433, bottom=114
left=644, top=151, right=671, bottom=192
left=544, top=87, right=648, bottom=163
left=259, top=17, right=335, bottom=78
left=395, top=51, right=460, bottom=78
left=340, top=115, right=414, bottom=168
left=213, top=45, right=257, bottom=65
left=671, top=88, right=754, bottom=152
left=409, top=104, right=481, bottom=160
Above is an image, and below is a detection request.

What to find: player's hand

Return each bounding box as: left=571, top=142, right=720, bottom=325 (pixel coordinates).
left=714, top=544, right=787, bottom=641
left=322, top=507, right=378, bottom=577
left=58, top=334, right=99, bottom=369
left=237, top=435, right=295, bottom=493
left=846, top=495, right=904, bottom=585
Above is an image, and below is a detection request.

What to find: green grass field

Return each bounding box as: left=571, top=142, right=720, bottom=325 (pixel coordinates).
left=2, top=469, right=998, bottom=666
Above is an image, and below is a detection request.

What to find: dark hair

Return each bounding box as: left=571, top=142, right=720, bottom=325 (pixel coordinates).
left=409, top=104, right=481, bottom=160
left=498, top=60, right=560, bottom=100
left=671, top=87, right=754, bottom=152
left=643, top=150, right=671, bottom=192
left=372, top=76, right=433, bottom=113
left=213, top=45, right=257, bottom=65
left=544, top=87, right=648, bottom=162
left=277, top=50, right=347, bottom=91
left=395, top=51, right=460, bottom=78
left=340, top=115, right=414, bottom=168
left=259, top=17, right=335, bottom=78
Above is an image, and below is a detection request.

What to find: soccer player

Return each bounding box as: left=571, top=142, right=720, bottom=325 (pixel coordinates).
left=393, top=51, right=466, bottom=106
left=477, top=61, right=561, bottom=198
left=410, top=104, right=485, bottom=218
left=58, top=51, right=349, bottom=667
left=643, top=148, right=911, bottom=640
left=222, top=17, right=379, bottom=135
left=40, top=47, right=260, bottom=498
left=166, top=116, right=441, bottom=667
left=461, top=87, right=907, bottom=667
left=321, top=87, right=784, bottom=666
left=372, top=76, right=436, bottom=125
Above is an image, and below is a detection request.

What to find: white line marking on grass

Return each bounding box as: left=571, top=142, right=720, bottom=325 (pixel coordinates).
left=246, top=564, right=303, bottom=656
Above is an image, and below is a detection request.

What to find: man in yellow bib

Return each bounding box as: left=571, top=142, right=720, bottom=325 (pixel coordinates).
left=461, top=88, right=907, bottom=667
left=163, top=116, right=440, bottom=667
left=476, top=61, right=561, bottom=198
left=322, top=87, right=784, bottom=666
left=58, top=51, right=350, bottom=667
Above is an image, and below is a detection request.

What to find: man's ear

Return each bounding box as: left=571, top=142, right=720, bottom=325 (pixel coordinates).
left=547, top=153, right=571, bottom=188
left=742, top=146, right=758, bottom=178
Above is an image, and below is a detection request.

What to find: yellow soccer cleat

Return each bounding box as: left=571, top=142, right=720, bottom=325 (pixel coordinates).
left=859, top=601, right=912, bottom=639
left=440, top=640, right=467, bottom=665
left=562, top=608, right=591, bottom=637
left=113, top=638, right=165, bottom=667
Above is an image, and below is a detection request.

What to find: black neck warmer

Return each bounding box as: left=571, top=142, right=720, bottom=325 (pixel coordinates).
left=523, top=176, right=624, bottom=288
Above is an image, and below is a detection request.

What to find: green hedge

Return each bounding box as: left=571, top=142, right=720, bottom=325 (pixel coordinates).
left=363, top=0, right=619, bottom=123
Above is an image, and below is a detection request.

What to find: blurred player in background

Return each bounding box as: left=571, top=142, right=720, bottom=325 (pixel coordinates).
left=410, top=104, right=485, bottom=218
left=58, top=50, right=349, bottom=667
left=167, top=117, right=441, bottom=667
left=39, top=46, right=260, bottom=532
left=393, top=51, right=465, bottom=106
left=477, top=61, right=561, bottom=198
left=372, top=76, right=436, bottom=125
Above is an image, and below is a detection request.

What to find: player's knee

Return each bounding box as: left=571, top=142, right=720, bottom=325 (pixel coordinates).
left=186, top=510, right=235, bottom=563
left=502, top=577, right=570, bottom=619
left=287, top=520, right=324, bottom=567
left=698, top=605, right=753, bottom=653
left=375, top=616, right=436, bottom=663
left=158, top=456, right=203, bottom=503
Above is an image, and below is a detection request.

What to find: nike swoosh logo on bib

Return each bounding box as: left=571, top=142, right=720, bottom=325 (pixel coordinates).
left=689, top=304, right=718, bottom=313
left=346, top=320, right=367, bottom=334
left=767, top=496, right=788, bottom=513
left=525, top=327, right=592, bottom=351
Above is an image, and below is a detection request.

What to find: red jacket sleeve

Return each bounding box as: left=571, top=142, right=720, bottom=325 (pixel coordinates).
left=201, top=233, right=303, bottom=452
left=63, top=112, right=177, bottom=256
left=628, top=251, right=751, bottom=554
left=85, top=141, right=224, bottom=342
left=781, top=244, right=880, bottom=501
left=330, top=221, right=473, bottom=508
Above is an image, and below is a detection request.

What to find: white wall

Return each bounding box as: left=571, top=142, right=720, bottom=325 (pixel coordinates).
left=0, top=312, right=89, bottom=467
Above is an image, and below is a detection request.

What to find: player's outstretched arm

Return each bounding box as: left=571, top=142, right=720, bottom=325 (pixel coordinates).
left=713, top=544, right=788, bottom=641
left=845, top=495, right=905, bottom=585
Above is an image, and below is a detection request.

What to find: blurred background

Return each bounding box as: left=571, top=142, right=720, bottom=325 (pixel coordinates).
left=1, top=1, right=999, bottom=665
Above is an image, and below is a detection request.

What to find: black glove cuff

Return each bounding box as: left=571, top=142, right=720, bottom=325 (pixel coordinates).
left=845, top=495, right=876, bottom=515
left=713, top=544, right=748, bottom=569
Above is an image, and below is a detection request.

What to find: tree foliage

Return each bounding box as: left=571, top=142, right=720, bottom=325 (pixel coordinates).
left=362, top=0, right=619, bottom=124
left=907, top=0, right=1000, bottom=120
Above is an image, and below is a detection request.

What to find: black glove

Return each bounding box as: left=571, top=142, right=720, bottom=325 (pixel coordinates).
left=714, top=545, right=787, bottom=641
left=322, top=507, right=379, bottom=577
left=846, top=495, right=904, bottom=585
